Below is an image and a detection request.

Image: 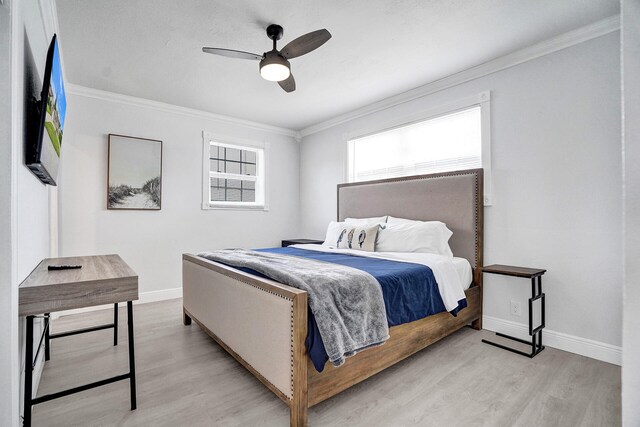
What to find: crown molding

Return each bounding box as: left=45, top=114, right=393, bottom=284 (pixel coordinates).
left=300, top=15, right=621, bottom=137
left=66, top=84, right=300, bottom=139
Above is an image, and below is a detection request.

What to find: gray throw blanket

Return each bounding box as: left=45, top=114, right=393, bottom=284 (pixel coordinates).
left=198, top=249, right=389, bottom=367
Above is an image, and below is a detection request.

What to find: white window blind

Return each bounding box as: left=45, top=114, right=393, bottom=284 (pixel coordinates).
left=348, top=106, right=482, bottom=182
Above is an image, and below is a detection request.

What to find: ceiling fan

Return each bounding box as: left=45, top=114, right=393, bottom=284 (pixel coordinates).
left=202, top=24, right=331, bottom=93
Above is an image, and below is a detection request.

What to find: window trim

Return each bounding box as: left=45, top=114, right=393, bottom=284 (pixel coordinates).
left=344, top=91, right=492, bottom=206
left=202, top=131, right=269, bottom=211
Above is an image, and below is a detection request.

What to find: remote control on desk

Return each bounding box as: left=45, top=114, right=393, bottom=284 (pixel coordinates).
left=48, top=265, right=82, bottom=271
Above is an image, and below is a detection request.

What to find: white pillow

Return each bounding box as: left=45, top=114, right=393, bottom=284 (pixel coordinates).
left=388, top=216, right=433, bottom=225
left=344, top=216, right=388, bottom=226
left=322, top=221, right=345, bottom=247
left=376, top=221, right=454, bottom=257
left=336, top=224, right=378, bottom=252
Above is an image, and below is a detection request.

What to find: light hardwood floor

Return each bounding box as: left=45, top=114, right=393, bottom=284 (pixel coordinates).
left=33, top=299, right=621, bottom=426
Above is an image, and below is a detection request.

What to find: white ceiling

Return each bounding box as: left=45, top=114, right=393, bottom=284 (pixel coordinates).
left=56, top=0, right=618, bottom=131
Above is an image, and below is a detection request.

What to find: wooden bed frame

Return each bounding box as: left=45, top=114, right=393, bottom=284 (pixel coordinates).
left=182, top=169, right=484, bottom=426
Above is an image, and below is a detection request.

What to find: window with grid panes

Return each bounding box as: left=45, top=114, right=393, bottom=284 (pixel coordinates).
left=203, top=137, right=266, bottom=209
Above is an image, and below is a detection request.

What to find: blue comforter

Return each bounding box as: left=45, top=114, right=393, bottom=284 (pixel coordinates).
left=230, top=247, right=467, bottom=372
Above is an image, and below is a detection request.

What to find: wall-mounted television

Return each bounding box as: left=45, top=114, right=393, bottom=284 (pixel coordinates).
left=25, top=34, right=66, bottom=185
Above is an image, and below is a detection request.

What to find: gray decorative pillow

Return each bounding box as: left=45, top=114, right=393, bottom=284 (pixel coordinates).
left=336, top=225, right=378, bottom=252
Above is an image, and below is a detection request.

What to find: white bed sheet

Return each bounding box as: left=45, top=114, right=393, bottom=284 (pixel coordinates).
left=451, top=256, right=473, bottom=291
left=291, top=244, right=471, bottom=312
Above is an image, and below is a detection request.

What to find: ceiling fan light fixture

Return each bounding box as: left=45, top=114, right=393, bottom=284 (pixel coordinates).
left=259, top=52, right=290, bottom=82
left=260, top=63, right=290, bottom=81
left=202, top=24, right=331, bottom=92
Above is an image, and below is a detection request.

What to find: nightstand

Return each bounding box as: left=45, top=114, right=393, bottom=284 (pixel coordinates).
left=481, top=264, right=547, bottom=358
left=281, top=239, right=324, bottom=247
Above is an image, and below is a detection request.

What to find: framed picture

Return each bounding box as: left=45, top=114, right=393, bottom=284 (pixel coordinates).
left=107, top=134, right=162, bottom=210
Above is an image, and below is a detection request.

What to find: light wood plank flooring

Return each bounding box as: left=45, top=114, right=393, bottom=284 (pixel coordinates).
left=33, top=299, right=621, bottom=426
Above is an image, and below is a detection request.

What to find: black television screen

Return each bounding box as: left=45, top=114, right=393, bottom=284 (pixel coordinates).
left=26, top=34, right=66, bottom=185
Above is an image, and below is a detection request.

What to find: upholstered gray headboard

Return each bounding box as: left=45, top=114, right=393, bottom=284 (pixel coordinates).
left=337, top=169, right=484, bottom=274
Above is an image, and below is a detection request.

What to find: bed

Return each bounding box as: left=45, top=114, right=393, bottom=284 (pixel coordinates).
left=182, top=168, right=483, bottom=427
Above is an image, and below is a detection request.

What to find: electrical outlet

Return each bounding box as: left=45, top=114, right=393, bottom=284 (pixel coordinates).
left=510, top=301, right=521, bottom=317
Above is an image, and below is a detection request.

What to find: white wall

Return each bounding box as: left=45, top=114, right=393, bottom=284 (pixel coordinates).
left=0, top=0, right=59, bottom=423
left=18, top=0, right=54, bottom=279
left=300, top=33, right=622, bottom=359
left=622, top=0, right=640, bottom=423
left=17, top=0, right=58, bottom=416
left=57, top=91, right=300, bottom=299
left=0, top=1, right=18, bottom=423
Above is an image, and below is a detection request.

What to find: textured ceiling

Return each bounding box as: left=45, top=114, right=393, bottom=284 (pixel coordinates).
left=56, top=0, right=618, bottom=131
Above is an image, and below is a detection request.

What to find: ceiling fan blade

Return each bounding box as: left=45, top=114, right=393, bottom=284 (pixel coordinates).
left=280, top=29, right=331, bottom=59
left=278, top=73, right=296, bottom=93
left=202, top=47, right=262, bottom=61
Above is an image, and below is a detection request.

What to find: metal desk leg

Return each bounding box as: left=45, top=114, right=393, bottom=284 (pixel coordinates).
left=127, top=301, right=137, bottom=410
left=528, top=276, right=545, bottom=357
left=530, top=278, right=536, bottom=355
left=24, top=316, right=34, bottom=427
left=114, top=303, right=118, bottom=346
left=44, top=313, right=50, bottom=361
left=539, top=276, right=544, bottom=350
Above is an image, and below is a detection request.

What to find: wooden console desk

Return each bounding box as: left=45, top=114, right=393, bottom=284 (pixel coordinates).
left=19, top=254, right=138, bottom=426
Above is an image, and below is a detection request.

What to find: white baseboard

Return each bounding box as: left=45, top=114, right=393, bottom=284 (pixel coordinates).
left=483, top=315, right=621, bottom=366
left=53, top=287, right=183, bottom=318
left=137, top=287, right=183, bottom=304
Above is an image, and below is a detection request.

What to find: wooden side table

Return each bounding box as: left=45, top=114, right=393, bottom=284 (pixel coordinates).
left=281, top=239, right=324, bottom=247
left=481, top=264, right=547, bottom=358
left=19, top=255, right=138, bottom=426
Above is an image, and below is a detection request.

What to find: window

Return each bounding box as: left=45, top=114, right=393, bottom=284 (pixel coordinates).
left=347, top=92, right=492, bottom=204
left=202, top=133, right=267, bottom=210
